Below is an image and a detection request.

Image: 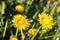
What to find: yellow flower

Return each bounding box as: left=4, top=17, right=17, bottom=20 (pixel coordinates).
left=12, top=14, right=29, bottom=30
left=57, top=0, right=60, bottom=3
left=9, top=35, right=18, bottom=40
left=38, top=12, right=53, bottom=30
left=55, top=6, right=60, bottom=13
left=15, top=5, right=24, bottom=13
left=28, top=29, right=36, bottom=36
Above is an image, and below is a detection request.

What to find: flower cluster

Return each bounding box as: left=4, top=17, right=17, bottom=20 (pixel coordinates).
left=0, top=0, right=59, bottom=40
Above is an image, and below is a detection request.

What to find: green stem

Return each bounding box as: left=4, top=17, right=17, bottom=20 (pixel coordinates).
left=53, top=31, right=58, bottom=40
left=21, top=30, right=24, bottom=40
left=38, top=33, right=43, bottom=39
left=28, top=36, right=31, bottom=40
left=50, top=1, right=58, bottom=16
left=39, top=35, right=53, bottom=39
left=57, top=33, right=60, bottom=36
left=43, top=36, right=53, bottom=39
left=31, top=26, right=41, bottom=40
left=0, top=1, right=6, bottom=14
left=15, top=29, right=18, bottom=37
left=3, top=20, right=8, bottom=37
left=25, top=0, right=34, bottom=14
left=32, top=10, right=39, bottom=19
left=32, top=22, right=36, bottom=28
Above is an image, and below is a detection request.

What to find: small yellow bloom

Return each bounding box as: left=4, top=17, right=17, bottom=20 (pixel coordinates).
left=55, top=6, right=60, bottom=13
left=15, top=5, right=24, bottom=13
left=9, top=35, right=18, bottom=40
left=38, top=12, right=53, bottom=31
left=12, top=14, right=29, bottom=30
left=57, top=0, right=60, bottom=3
left=28, top=29, right=36, bottom=36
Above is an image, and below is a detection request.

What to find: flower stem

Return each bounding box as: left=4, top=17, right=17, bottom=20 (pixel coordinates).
left=21, top=30, right=24, bottom=40
left=38, top=33, right=43, bottom=39
left=15, top=29, right=18, bottom=37
left=31, top=26, right=41, bottom=40
left=50, top=1, right=58, bottom=16
left=3, top=20, right=8, bottom=37
left=32, top=10, right=39, bottom=19
left=25, top=0, right=34, bottom=14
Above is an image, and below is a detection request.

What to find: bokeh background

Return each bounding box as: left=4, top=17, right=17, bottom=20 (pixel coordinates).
left=0, top=0, right=60, bottom=40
